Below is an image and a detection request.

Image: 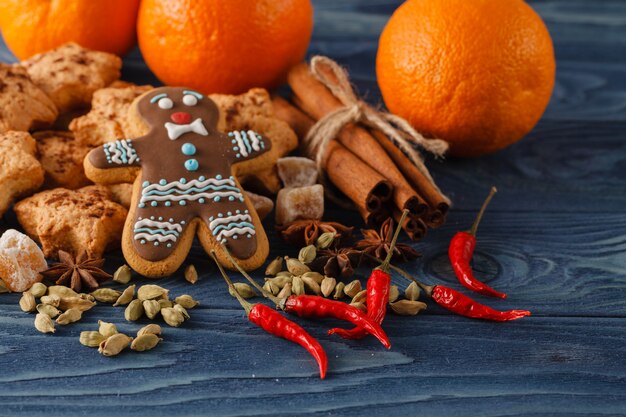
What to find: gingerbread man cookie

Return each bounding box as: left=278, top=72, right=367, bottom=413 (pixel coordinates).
left=84, top=87, right=273, bottom=277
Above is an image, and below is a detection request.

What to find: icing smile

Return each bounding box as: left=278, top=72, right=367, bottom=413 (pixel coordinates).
left=164, top=118, right=209, bottom=140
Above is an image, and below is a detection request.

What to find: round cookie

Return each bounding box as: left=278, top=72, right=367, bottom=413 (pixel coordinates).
left=84, top=87, right=273, bottom=277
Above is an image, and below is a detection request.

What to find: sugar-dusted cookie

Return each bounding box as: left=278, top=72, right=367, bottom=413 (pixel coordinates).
left=70, top=83, right=153, bottom=147
left=14, top=185, right=127, bottom=259
left=84, top=87, right=275, bottom=276
left=0, top=64, right=58, bottom=133
left=0, top=131, right=45, bottom=217
left=34, top=131, right=93, bottom=190
left=21, top=42, right=122, bottom=113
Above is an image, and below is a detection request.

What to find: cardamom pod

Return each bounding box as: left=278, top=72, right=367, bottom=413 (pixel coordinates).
left=405, top=282, right=421, bottom=301
left=125, top=299, right=144, bottom=321
left=343, top=280, right=362, bottom=298
left=161, top=307, right=185, bottom=327
left=19, top=292, right=36, bottom=312
left=302, top=271, right=324, bottom=284
left=98, top=320, right=118, bottom=337
left=113, top=264, right=132, bottom=284
left=131, top=334, right=161, bottom=352
left=390, top=300, right=427, bottom=316
left=174, top=295, right=199, bottom=309
left=40, top=294, right=61, bottom=307
left=184, top=264, right=198, bottom=284
left=98, top=333, right=133, bottom=356
left=350, top=301, right=367, bottom=312
left=56, top=308, right=82, bottom=325
left=47, top=285, right=79, bottom=298
left=316, top=232, right=336, bottom=249
left=301, top=276, right=321, bottom=295
left=34, top=313, right=55, bottom=333
left=228, top=282, right=257, bottom=299
left=262, top=281, right=280, bottom=296
left=29, top=282, right=47, bottom=298
left=291, top=275, right=305, bottom=296
left=80, top=331, right=106, bottom=347
left=388, top=285, right=400, bottom=303
left=267, top=276, right=292, bottom=288
left=321, top=277, right=336, bottom=298
left=36, top=303, right=61, bottom=318
left=264, top=256, right=283, bottom=276
left=158, top=299, right=173, bottom=309
left=277, top=282, right=292, bottom=298
left=333, top=282, right=345, bottom=299
left=352, top=289, right=367, bottom=304
left=173, top=304, right=190, bottom=320
left=0, top=279, right=9, bottom=294
left=59, top=296, right=96, bottom=312
left=276, top=271, right=293, bottom=278
left=91, top=288, right=122, bottom=303
left=137, top=284, right=169, bottom=301
left=80, top=293, right=95, bottom=302
left=113, top=284, right=136, bottom=306
left=285, top=257, right=311, bottom=275
left=137, top=324, right=162, bottom=337
left=143, top=300, right=161, bottom=319
left=298, top=245, right=317, bottom=264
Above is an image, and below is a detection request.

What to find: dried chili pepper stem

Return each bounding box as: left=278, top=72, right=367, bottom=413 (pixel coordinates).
left=211, top=251, right=328, bottom=379
left=329, top=210, right=409, bottom=340
left=449, top=186, right=507, bottom=299
left=220, top=245, right=391, bottom=348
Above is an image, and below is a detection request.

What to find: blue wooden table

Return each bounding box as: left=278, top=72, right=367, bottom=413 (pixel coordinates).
left=1, top=1, right=625, bottom=416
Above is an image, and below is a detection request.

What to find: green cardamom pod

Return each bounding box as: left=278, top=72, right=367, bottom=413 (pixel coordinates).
left=56, top=308, right=82, bottom=325
left=264, top=256, right=283, bottom=276
left=98, top=333, right=132, bottom=356
left=37, top=303, right=61, bottom=318
left=267, top=276, right=292, bottom=288
left=28, top=282, right=47, bottom=298
left=350, top=301, right=366, bottom=312
left=184, top=264, right=198, bottom=284
left=173, top=304, right=190, bottom=320
left=40, top=294, right=61, bottom=307
left=143, top=300, right=161, bottom=320
left=388, top=285, right=400, bottom=303
left=316, top=232, right=336, bottom=249
left=262, top=281, right=280, bottom=296
left=301, top=271, right=324, bottom=284
left=321, top=277, right=336, bottom=298
left=285, top=257, right=311, bottom=276
left=131, top=334, right=161, bottom=352
left=301, top=276, right=321, bottom=295
left=292, top=276, right=305, bottom=296
left=98, top=320, right=118, bottom=338
left=80, top=331, right=105, bottom=347
left=174, top=295, right=199, bottom=309
left=34, top=313, right=55, bottom=333
left=47, top=285, right=78, bottom=298
left=137, top=284, right=169, bottom=301
left=277, top=282, right=292, bottom=299
left=19, top=292, right=36, bottom=312
left=91, top=288, right=122, bottom=303
left=161, top=307, right=184, bottom=327
left=113, top=264, right=132, bottom=284
left=58, top=296, right=95, bottom=312
left=352, top=289, right=367, bottom=304
left=343, top=280, right=362, bottom=298
left=113, top=284, right=136, bottom=307
left=137, top=324, right=162, bottom=337
left=298, top=245, right=317, bottom=264
left=333, top=282, right=345, bottom=299
left=158, top=299, right=173, bottom=309
left=404, top=282, right=421, bottom=301
left=125, top=299, right=144, bottom=321
left=229, top=282, right=257, bottom=299
left=390, top=300, right=427, bottom=316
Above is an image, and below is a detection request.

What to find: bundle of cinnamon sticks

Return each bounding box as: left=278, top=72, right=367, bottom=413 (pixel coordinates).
left=271, top=61, right=450, bottom=241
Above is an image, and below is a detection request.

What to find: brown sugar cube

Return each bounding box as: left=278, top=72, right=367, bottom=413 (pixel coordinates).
left=0, top=229, right=48, bottom=292
left=69, top=84, right=153, bottom=146
left=277, top=156, right=318, bottom=188
left=0, top=131, right=45, bottom=217
left=34, top=131, right=93, bottom=190
left=0, top=64, right=58, bottom=133
left=14, top=185, right=127, bottom=259
left=275, top=184, right=324, bottom=225
left=21, top=42, right=122, bottom=113
left=244, top=190, right=274, bottom=221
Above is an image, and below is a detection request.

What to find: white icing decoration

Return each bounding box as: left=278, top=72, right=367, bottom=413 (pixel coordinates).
left=164, top=118, right=208, bottom=140
left=216, top=226, right=256, bottom=240
left=105, top=139, right=139, bottom=165
left=208, top=213, right=256, bottom=243
left=158, top=97, right=174, bottom=109
left=133, top=218, right=184, bottom=244
left=134, top=233, right=177, bottom=243
left=139, top=176, right=243, bottom=205
left=134, top=219, right=183, bottom=232
left=247, top=130, right=262, bottom=151
left=208, top=214, right=252, bottom=231
left=232, top=131, right=248, bottom=157
left=183, top=94, right=198, bottom=106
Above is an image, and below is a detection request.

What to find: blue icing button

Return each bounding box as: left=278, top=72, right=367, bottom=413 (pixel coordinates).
left=151, top=201, right=158, bottom=207
left=179, top=200, right=187, bottom=206
left=214, top=196, right=221, bottom=202
left=181, top=143, right=196, bottom=156
left=199, top=198, right=205, bottom=204
left=216, top=175, right=222, bottom=180
left=165, top=201, right=171, bottom=207
left=184, top=159, right=199, bottom=171
left=142, top=181, right=150, bottom=187
left=159, top=179, right=167, bottom=185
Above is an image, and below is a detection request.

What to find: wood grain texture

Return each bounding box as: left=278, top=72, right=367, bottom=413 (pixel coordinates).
left=1, top=0, right=626, bottom=415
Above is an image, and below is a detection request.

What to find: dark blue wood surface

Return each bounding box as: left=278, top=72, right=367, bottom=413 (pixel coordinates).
left=1, top=1, right=626, bottom=416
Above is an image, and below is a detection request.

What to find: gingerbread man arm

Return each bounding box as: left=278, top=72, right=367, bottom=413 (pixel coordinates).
left=225, top=130, right=271, bottom=164
left=84, top=135, right=151, bottom=184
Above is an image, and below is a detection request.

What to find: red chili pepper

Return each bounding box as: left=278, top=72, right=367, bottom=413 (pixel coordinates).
left=449, top=186, right=507, bottom=298
left=283, top=295, right=391, bottom=349
left=430, top=285, right=530, bottom=321
left=211, top=252, right=328, bottom=379
left=248, top=303, right=328, bottom=378
left=328, top=210, right=409, bottom=340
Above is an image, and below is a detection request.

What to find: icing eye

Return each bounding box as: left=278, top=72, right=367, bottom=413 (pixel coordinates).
left=182, top=94, right=198, bottom=106
left=158, top=97, right=174, bottom=109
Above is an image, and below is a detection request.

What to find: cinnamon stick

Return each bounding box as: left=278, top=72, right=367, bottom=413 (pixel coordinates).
left=359, top=204, right=391, bottom=229
left=288, top=63, right=428, bottom=217
left=271, top=96, right=392, bottom=216
left=371, top=129, right=450, bottom=214
left=393, top=209, right=428, bottom=241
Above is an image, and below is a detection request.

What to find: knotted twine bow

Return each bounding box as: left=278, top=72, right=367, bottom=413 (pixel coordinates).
left=302, top=56, right=449, bottom=200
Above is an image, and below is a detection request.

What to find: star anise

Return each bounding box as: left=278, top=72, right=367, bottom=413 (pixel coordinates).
left=277, top=219, right=353, bottom=247
left=309, top=247, right=363, bottom=278
left=355, top=218, right=420, bottom=263
left=40, top=250, right=112, bottom=292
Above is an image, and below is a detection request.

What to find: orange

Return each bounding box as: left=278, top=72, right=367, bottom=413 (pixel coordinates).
left=376, top=0, right=556, bottom=157
left=0, top=0, right=140, bottom=60
left=137, top=0, right=314, bottom=95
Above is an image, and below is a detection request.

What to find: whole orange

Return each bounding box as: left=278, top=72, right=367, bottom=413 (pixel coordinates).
left=0, top=0, right=140, bottom=60
left=138, top=0, right=314, bottom=95
left=376, top=0, right=556, bottom=157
